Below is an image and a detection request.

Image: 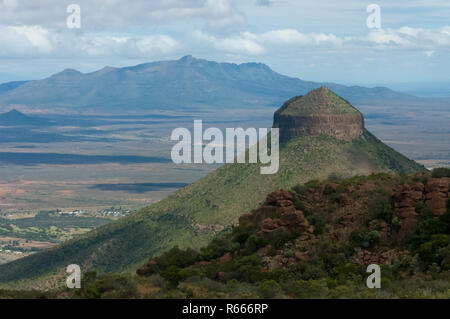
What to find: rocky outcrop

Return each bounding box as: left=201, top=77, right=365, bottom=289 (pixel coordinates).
left=273, top=87, right=364, bottom=143
left=392, top=182, right=424, bottom=240
left=393, top=178, right=450, bottom=240
left=239, top=190, right=313, bottom=240
left=136, top=259, right=158, bottom=276
left=274, top=113, right=364, bottom=143
left=425, top=178, right=450, bottom=216
left=352, top=249, right=409, bottom=265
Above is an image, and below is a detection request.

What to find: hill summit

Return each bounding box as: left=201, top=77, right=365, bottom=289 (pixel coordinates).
left=274, top=87, right=364, bottom=143
left=0, top=109, right=48, bottom=126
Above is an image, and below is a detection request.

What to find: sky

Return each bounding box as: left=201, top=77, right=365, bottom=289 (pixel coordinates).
left=0, top=0, right=449, bottom=94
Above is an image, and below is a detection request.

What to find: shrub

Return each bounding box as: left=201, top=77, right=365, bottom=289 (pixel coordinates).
left=161, top=266, right=188, bottom=288
left=233, top=254, right=262, bottom=283
left=74, top=273, right=137, bottom=299
left=417, top=234, right=450, bottom=266
left=243, top=234, right=267, bottom=255
left=370, top=194, right=393, bottom=222
left=349, top=230, right=380, bottom=249
left=199, top=236, right=237, bottom=260
left=431, top=167, right=450, bottom=178
left=258, top=280, right=283, bottom=298
left=291, top=279, right=329, bottom=298
left=157, top=246, right=198, bottom=269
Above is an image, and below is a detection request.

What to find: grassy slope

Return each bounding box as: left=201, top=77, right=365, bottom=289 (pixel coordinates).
left=0, top=130, right=424, bottom=288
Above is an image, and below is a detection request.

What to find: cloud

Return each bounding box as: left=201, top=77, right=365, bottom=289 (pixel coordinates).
left=0, top=0, right=245, bottom=30
left=0, top=25, right=180, bottom=58
left=150, top=0, right=245, bottom=29
left=3, top=0, right=17, bottom=9
left=362, top=27, right=450, bottom=48
left=192, top=25, right=450, bottom=57
left=193, top=28, right=347, bottom=56
left=0, top=25, right=54, bottom=57
left=77, top=34, right=180, bottom=57
left=194, top=31, right=264, bottom=55
left=255, top=0, right=273, bottom=7
left=258, top=29, right=343, bottom=46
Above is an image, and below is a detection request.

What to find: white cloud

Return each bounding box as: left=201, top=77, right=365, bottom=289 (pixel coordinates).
left=0, top=25, right=54, bottom=57
left=77, top=34, right=180, bottom=57
left=192, top=26, right=450, bottom=57
left=3, top=0, right=17, bottom=9
left=363, top=27, right=450, bottom=48
left=259, top=29, right=343, bottom=46
left=0, top=25, right=180, bottom=58
left=194, top=31, right=264, bottom=55
left=150, top=0, right=245, bottom=29
left=0, top=0, right=245, bottom=30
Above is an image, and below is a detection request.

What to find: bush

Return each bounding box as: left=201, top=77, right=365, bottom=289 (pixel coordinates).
left=161, top=266, right=188, bottom=288
left=74, top=273, right=137, bottom=299
left=157, top=246, right=198, bottom=270
left=258, top=280, right=283, bottom=298
left=291, top=279, right=329, bottom=298
left=233, top=254, right=262, bottom=283
left=349, top=230, right=380, bottom=249
left=199, top=236, right=237, bottom=260
left=243, top=234, right=267, bottom=255
left=370, top=194, right=393, bottom=222
left=431, top=167, right=450, bottom=178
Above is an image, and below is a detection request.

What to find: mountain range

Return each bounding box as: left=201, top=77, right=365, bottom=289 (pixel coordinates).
left=0, top=55, right=417, bottom=113
left=0, top=88, right=424, bottom=288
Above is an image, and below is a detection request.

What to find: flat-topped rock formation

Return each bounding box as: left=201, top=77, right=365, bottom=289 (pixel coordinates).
left=273, top=87, right=364, bottom=143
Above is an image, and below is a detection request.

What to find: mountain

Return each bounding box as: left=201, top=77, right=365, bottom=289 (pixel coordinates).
left=0, top=81, right=28, bottom=94
left=0, top=109, right=50, bottom=126
left=0, top=56, right=414, bottom=113
left=0, top=88, right=424, bottom=288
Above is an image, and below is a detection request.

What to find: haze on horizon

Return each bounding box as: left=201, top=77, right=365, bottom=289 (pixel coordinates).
left=0, top=0, right=449, bottom=96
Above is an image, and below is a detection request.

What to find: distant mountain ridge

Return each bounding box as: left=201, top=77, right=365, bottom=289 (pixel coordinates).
left=0, top=55, right=415, bottom=113
left=0, top=109, right=50, bottom=126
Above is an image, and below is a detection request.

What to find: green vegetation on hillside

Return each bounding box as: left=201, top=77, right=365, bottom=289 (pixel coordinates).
left=4, top=171, right=449, bottom=299
left=278, top=87, right=360, bottom=116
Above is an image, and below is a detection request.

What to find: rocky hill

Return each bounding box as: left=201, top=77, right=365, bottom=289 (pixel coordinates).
left=0, top=88, right=424, bottom=289
left=131, top=170, right=450, bottom=299
left=274, top=87, right=364, bottom=143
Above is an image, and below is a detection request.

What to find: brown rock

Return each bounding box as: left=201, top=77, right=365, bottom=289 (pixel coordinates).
left=217, top=272, right=225, bottom=281
left=294, top=251, right=307, bottom=261
left=338, top=193, right=352, bottom=206
left=425, top=193, right=447, bottom=216
left=219, top=252, right=232, bottom=264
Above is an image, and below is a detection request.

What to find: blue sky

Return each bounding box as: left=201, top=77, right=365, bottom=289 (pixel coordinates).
left=0, top=0, right=449, bottom=95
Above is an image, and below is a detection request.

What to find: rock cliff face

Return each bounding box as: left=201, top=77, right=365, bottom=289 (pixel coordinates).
left=238, top=190, right=314, bottom=240
left=273, top=87, right=364, bottom=143
left=393, top=177, right=450, bottom=240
